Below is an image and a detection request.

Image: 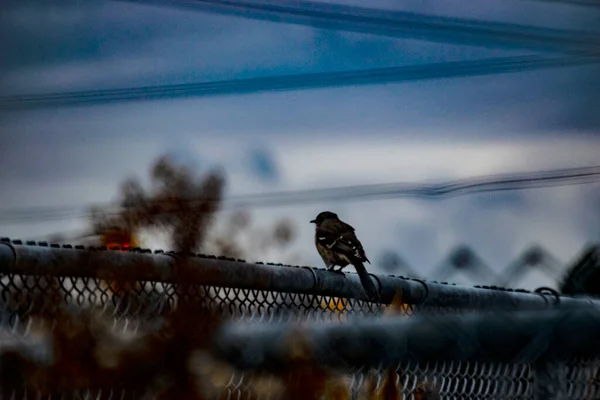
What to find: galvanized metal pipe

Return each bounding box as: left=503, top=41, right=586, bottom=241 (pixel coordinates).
left=0, top=244, right=14, bottom=272
left=212, top=306, right=600, bottom=371
left=0, top=243, right=597, bottom=308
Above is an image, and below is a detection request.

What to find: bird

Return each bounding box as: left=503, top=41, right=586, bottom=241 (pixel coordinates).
left=310, top=211, right=380, bottom=301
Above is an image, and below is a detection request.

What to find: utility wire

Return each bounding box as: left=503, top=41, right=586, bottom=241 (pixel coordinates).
left=2, top=53, right=599, bottom=110
left=114, top=0, right=600, bottom=54
left=522, top=0, right=600, bottom=8
left=2, top=164, right=600, bottom=224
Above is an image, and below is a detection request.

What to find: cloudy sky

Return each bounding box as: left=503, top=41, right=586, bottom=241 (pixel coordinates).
left=1, top=0, right=599, bottom=289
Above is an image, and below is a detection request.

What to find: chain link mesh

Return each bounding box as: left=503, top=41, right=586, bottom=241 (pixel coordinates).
left=0, top=244, right=599, bottom=399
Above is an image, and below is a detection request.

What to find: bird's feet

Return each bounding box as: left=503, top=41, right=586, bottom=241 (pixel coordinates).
left=328, top=267, right=346, bottom=276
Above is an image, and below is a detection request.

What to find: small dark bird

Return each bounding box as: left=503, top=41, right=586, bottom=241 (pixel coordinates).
left=310, top=211, right=380, bottom=301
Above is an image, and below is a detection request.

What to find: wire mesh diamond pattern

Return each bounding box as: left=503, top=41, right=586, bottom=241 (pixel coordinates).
left=0, top=242, right=599, bottom=399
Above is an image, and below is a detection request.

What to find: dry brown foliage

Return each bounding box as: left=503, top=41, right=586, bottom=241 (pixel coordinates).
left=0, top=154, right=352, bottom=400
left=118, top=155, right=225, bottom=253
left=359, top=290, right=405, bottom=400
left=3, top=154, right=434, bottom=400
left=265, top=329, right=351, bottom=400
left=358, top=290, right=439, bottom=400
left=89, top=155, right=224, bottom=306
left=1, top=155, right=229, bottom=398
left=88, top=157, right=299, bottom=263
left=203, top=209, right=301, bottom=264
left=413, top=381, right=441, bottom=400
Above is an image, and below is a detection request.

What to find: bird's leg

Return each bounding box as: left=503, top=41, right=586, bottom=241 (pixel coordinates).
left=331, top=265, right=346, bottom=275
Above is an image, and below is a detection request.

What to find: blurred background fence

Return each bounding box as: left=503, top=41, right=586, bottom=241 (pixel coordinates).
left=1, top=239, right=600, bottom=399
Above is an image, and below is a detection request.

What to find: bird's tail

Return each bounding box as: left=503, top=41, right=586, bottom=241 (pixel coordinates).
left=353, top=260, right=380, bottom=302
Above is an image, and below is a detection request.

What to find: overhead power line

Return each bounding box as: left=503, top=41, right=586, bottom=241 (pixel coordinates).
left=2, top=164, right=600, bottom=224
left=2, top=53, right=599, bottom=110
left=523, top=0, right=600, bottom=8
left=114, top=0, right=600, bottom=54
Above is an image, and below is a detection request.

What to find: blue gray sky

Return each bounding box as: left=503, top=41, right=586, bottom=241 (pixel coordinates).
left=1, top=0, right=599, bottom=289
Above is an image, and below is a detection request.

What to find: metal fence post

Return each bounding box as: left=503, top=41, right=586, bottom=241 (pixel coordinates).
left=533, top=358, right=566, bottom=400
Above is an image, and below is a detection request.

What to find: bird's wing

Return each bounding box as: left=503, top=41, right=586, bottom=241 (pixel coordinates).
left=316, top=220, right=369, bottom=263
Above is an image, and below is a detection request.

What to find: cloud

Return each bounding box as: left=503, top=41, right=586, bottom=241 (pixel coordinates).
left=0, top=3, right=316, bottom=93
left=274, top=136, right=600, bottom=187
left=1, top=0, right=599, bottom=291
left=1, top=135, right=599, bottom=291
left=1, top=0, right=598, bottom=134
left=247, top=146, right=280, bottom=183
left=160, top=136, right=204, bottom=173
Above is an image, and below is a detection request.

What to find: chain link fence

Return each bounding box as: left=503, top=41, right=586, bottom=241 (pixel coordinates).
left=0, top=239, right=599, bottom=399
left=378, top=244, right=576, bottom=289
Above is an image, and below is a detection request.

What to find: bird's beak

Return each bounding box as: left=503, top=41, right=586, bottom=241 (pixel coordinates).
left=310, top=219, right=316, bottom=223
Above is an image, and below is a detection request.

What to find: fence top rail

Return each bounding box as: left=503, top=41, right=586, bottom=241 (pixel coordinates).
left=0, top=240, right=598, bottom=310
left=2, top=305, right=598, bottom=375
left=212, top=306, right=600, bottom=370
